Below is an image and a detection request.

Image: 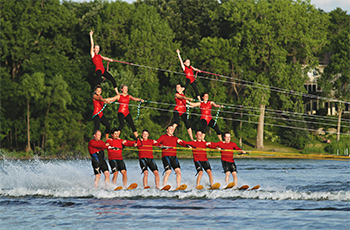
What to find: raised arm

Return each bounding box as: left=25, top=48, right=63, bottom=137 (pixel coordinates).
left=130, top=95, right=144, bottom=103
left=90, top=30, right=95, bottom=58
left=176, top=49, right=185, bottom=71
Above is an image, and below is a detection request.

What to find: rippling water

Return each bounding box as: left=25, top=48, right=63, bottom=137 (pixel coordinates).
left=0, top=158, right=349, bottom=229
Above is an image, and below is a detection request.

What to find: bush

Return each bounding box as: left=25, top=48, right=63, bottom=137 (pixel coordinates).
left=324, top=139, right=350, bottom=155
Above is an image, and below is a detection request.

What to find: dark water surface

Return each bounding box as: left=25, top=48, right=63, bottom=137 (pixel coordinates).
left=0, top=158, right=349, bottom=229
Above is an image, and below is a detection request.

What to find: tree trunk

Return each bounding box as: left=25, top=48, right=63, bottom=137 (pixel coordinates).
left=256, top=103, right=265, bottom=149
left=26, top=97, right=32, bottom=152
left=337, top=107, right=342, bottom=141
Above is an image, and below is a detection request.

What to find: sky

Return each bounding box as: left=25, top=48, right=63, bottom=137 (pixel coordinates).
left=69, top=0, right=350, bottom=13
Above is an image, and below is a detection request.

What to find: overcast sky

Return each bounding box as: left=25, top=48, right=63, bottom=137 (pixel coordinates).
left=69, top=0, right=349, bottom=13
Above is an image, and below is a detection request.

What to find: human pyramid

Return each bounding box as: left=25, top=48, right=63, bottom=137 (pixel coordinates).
left=88, top=30, right=247, bottom=191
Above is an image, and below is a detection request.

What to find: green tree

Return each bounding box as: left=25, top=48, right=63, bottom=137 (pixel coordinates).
left=213, top=0, right=328, bottom=149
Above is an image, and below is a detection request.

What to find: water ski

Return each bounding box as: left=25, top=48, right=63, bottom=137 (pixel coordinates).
left=126, top=183, right=138, bottom=190
left=144, top=186, right=151, bottom=189
left=174, top=184, right=187, bottom=191
left=196, top=185, right=204, bottom=190
left=237, top=185, right=249, bottom=190
left=224, top=182, right=235, bottom=190
left=114, top=186, right=123, bottom=191
left=161, top=185, right=171, bottom=191
left=248, top=185, right=260, bottom=191
left=208, top=183, right=221, bottom=190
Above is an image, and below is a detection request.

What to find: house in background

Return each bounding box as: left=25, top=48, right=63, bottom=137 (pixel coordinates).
left=303, top=53, right=349, bottom=116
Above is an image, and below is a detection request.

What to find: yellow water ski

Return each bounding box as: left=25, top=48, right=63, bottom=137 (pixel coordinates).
left=161, top=185, right=171, bottom=191
left=144, top=186, right=151, bottom=189
left=237, top=185, right=249, bottom=190
left=196, top=185, right=204, bottom=190
left=114, top=186, right=123, bottom=191
left=174, top=184, right=187, bottom=191
left=248, top=185, right=260, bottom=191
left=208, top=183, right=221, bottom=190
left=126, top=183, right=138, bottom=190
left=224, top=182, right=235, bottom=190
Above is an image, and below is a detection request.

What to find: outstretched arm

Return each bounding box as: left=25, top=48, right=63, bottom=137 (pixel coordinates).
left=101, top=55, right=113, bottom=62
left=130, top=95, right=144, bottom=103
left=189, top=101, right=201, bottom=107
left=211, top=101, right=223, bottom=108
left=90, top=30, right=94, bottom=58
left=191, top=66, right=201, bottom=72
left=175, top=93, right=193, bottom=101
left=176, top=49, right=185, bottom=71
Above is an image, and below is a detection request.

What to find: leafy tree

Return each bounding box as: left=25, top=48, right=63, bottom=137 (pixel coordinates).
left=212, top=0, right=328, bottom=149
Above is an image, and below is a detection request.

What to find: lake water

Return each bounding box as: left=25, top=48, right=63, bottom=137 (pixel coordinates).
left=0, top=157, right=349, bottom=229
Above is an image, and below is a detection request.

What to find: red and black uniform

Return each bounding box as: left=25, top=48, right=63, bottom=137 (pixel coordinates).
left=183, top=65, right=200, bottom=98
left=92, top=94, right=110, bottom=134
left=117, top=94, right=137, bottom=132
left=88, top=139, right=109, bottom=175
left=134, top=139, right=159, bottom=173
left=157, top=134, right=186, bottom=171
left=91, top=54, right=117, bottom=88
left=199, top=101, right=221, bottom=135
left=215, top=141, right=242, bottom=173
left=106, top=138, right=134, bottom=173
left=182, top=140, right=215, bottom=173
left=173, top=93, right=191, bottom=129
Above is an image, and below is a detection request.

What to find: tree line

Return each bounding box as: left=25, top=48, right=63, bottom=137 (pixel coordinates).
left=1, top=0, right=349, bottom=155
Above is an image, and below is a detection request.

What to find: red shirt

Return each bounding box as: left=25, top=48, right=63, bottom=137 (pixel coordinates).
left=174, top=93, right=187, bottom=116
left=88, top=139, right=108, bottom=155
left=118, top=95, right=130, bottom=116
left=182, top=140, right=214, bottom=162
left=184, top=66, right=195, bottom=83
left=200, top=101, right=212, bottom=124
left=156, top=134, right=181, bottom=157
left=92, top=54, right=105, bottom=74
left=92, top=95, right=104, bottom=118
left=215, top=142, right=242, bottom=163
left=106, top=138, right=134, bottom=160
left=135, top=139, right=158, bottom=159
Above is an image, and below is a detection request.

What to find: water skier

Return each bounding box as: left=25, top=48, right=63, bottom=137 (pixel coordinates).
left=182, top=131, right=215, bottom=188
left=88, top=130, right=110, bottom=188
left=215, top=132, right=247, bottom=187
left=133, top=130, right=160, bottom=189
left=156, top=125, right=188, bottom=188
left=92, top=85, right=119, bottom=140
left=190, top=93, right=223, bottom=141
left=115, top=84, right=144, bottom=139
left=176, top=49, right=201, bottom=101
left=173, top=84, right=195, bottom=141
left=90, top=30, right=119, bottom=94
left=106, top=128, right=135, bottom=187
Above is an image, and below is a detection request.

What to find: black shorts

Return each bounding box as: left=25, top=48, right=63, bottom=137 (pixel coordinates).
left=91, top=151, right=109, bottom=175
left=194, top=161, right=211, bottom=173
left=162, top=156, right=180, bottom=171
left=109, top=159, right=127, bottom=173
left=139, top=158, right=158, bottom=172
left=221, top=160, right=237, bottom=173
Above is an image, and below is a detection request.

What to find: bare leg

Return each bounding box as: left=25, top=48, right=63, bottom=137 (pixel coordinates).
left=133, top=131, right=138, bottom=138
left=173, top=123, right=178, bottom=130
left=232, top=171, right=238, bottom=187
left=217, top=134, right=222, bottom=142
left=187, top=127, right=194, bottom=141
left=112, top=171, right=118, bottom=184
left=196, top=171, right=203, bottom=187
left=143, top=170, right=148, bottom=187
left=105, top=133, right=109, bottom=140
left=103, top=171, right=110, bottom=188
left=202, top=133, right=206, bottom=141
left=163, top=170, right=171, bottom=185
left=174, top=168, right=181, bottom=188
left=121, top=170, right=127, bottom=188
left=115, top=87, right=119, bottom=95
left=225, top=171, right=230, bottom=185
left=206, top=169, right=214, bottom=187
left=153, top=170, right=160, bottom=189
left=94, top=174, right=101, bottom=188
left=197, top=95, right=201, bottom=101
